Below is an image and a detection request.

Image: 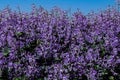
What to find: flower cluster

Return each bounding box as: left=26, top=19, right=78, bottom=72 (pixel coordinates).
left=0, top=6, right=120, bottom=80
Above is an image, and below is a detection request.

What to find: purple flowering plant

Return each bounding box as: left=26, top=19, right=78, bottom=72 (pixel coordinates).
left=0, top=5, right=120, bottom=80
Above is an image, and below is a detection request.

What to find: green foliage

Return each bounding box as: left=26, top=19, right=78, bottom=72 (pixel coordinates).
left=109, top=76, right=114, bottom=80
left=2, top=46, right=10, bottom=57
left=13, top=76, right=26, bottom=80
left=16, top=32, right=25, bottom=37
left=19, top=39, right=42, bottom=53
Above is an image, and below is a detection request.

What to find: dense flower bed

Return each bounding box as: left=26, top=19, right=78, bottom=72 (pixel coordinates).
left=0, top=6, right=120, bottom=80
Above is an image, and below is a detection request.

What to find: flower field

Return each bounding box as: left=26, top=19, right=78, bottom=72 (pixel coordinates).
left=0, top=6, right=120, bottom=80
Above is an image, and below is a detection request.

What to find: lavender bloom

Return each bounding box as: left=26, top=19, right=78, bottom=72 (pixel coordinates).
left=0, top=6, right=120, bottom=80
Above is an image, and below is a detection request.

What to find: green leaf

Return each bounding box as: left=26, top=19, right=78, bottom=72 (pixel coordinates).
left=2, top=47, right=10, bottom=56
left=64, top=65, right=68, bottom=69
left=20, top=39, right=42, bottom=53
left=14, top=78, right=19, bottom=80
left=109, top=76, right=114, bottom=80
left=81, top=46, right=87, bottom=52
left=13, top=76, right=26, bottom=80
left=16, top=32, right=25, bottom=37
left=36, top=39, right=42, bottom=45
left=94, top=65, right=100, bottom=70
left=91, top=43, right=96, bottom=48
left=99, top=46, right=106, bottom=58
left=101, top=69, right=108, bottom=75
left=37, top=78, right=44, bottom=80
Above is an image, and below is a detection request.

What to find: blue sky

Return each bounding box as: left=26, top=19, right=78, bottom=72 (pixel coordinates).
left=0, top=0, right=116, bottom=14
